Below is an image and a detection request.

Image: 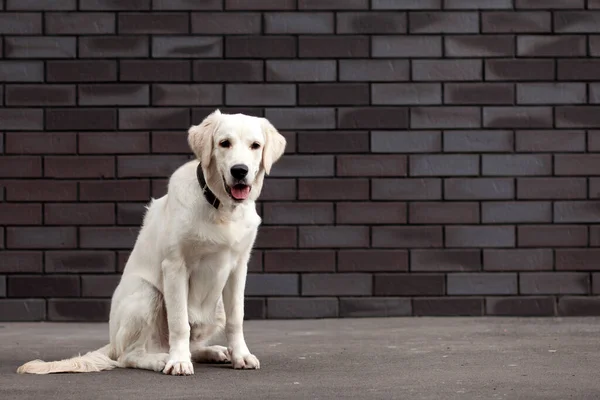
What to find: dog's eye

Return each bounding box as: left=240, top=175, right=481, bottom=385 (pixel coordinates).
left=251, top=142, right=261, bottom=150
left=219, top=140, right=231, bottom=148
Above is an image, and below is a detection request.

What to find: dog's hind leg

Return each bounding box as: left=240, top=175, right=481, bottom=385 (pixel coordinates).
left=119, top=348, right=169, bottom=372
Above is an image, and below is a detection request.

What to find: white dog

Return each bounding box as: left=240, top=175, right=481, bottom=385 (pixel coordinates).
left=17, top=110, right=286, bottom=376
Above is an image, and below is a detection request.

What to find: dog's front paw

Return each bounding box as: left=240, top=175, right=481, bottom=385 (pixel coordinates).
left=229, top=351, right=260, bottom=370
left=163, top=359, right=194, bottom=376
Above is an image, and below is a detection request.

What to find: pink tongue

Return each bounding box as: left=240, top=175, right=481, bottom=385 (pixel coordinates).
left=231, top=185, right=250, bottom=200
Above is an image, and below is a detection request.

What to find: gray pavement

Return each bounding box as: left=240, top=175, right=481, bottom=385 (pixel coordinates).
left=1, top=318, right=599, bottom=399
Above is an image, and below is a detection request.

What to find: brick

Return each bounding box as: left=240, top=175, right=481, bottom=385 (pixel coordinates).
left=409, top=202, right=478, bottom=224
left=7, top=0, right=76, bottom=10
left=555, top=11, right=600, bottom=32
left=267, top=297, right=338, bottom=319
left=340, top=297, right=411, bottom=318
left=248, top=251, right=262, bottom=273
left=591, top=179, right=600, bottom=198
left=517, top=35, right=585, bottom=56
left=0, top=299, right=45, bottom=321
left=47, top=60, right=116, bottom=82
left=268, top=155, right=333, bottom=178
left=338, top=250, right=408, bottom=272
left=119, top=108, right=189, bottom=130
left=336, top=202, right=406, bottom=225
left=80, top=227, right=138, bottom=249
left=482, top=154, right=552, bottom=176
left=448, top=273, right=517, bottom=295
left=119, top=12, right=188, bottom=34
left=339, top=60, right=408, bottom=82
left=0, top=61, right=43, bottom=82
left=79, top=132, right=149, bottom=154
left=446, top=0, right=511, bottom=8
left=446, top=226, right=515, bottom=248
left=444, top=130, right=513, bottom=152
left=558, top=60, right=600, bottom=80
left=337, top=12, right=406, bottom=34
left=230, top=0, right=295, bottom=9
left=8, top=275, right=79, bottom=297
left=373, top=0, right=440, bottom=8
left=517, top=177, right=586, bottom=200
left=152, top=36, right=222, bottom=58
left=483, top=201, right=552, bottom=223
left=484, top=107, right=552, bottom=128
left=227, top=84, right=294, bottom=106
left=588, top=84, right=600, bottom=103
left=267, top=60, right=335, bottom=82
left=46, top=108, right=116, bottom=130
left=46, top=251, right=115, bottom=273
left=299, top=35, right=368, bottom=58
left=410, top=11, right=478, bottom=33
left=486, top=59, right=555, bottom=81
left=410, top=154, right=479, bottom=176
left=245, top=274, right=298, bottom=296
left=375, top=273, right=445, bottom=296
left=255, top=226, right=296, bottom=249
left=516, top=0, right=583, bottom=8
left=372, top=226, right=443, bottom=248
left=411, top=249, right=481, bottom=272
left=48, top=299, right=110, bottom=322
left=299, top=178, right=368, bottom=200
left=558, top=297, right=600, bottom=316
left=153, top=0, right=220, bottom=10
left=153, top=84, right=221, bottom=106
left=517, top=83, right=585, bottom=105
left=519, top=225, right=587, bottom=247
left=7, top=227, right=76, bottom=249
left=372, top=36, right=441, bottom=57
left=414, top=297, right=484, bottom=316
left=298, top=131, right=369, bottom=154
left=81, top=275, right=120, bottom=297
left=6, top=84, right=74, bottom=106
left=79, top=36, right=147, bottom=58
left=591, top=227, right=600, bottom=246
left=555, top=154, right=600, bottom=175
left=265, top=108, right=334, bottom=130
left=337, top=155, right=406, bottom=177
left=0, top=109, right=42, bottom=130
left=520, top=272, right=589, bottom=295
left=302, top=273, right=371, bottom=296
left=372, top=131, right=441, bottom=153
left=411, top=107, right=480, bottom=129
left=226, top=36, right=296, bottom=58
left=0, top=252, right=42, bottom=273
left=445, top=178, right=513, bottom=200
left=557, top=249, right=600, bottom=271
left=299, top=0, right=368, bottom=9
left=484, top=249, right=553, bottom=271
left=591, top=131, right=600, bottom=151
left=0, top=204, right=41, bottom=225
left=590, top=36, right=600, bottom=56
left=486, top=296, right=555, bottom=316
left=556, top=106, right=600, bottom=128
left=0, top=13, right=41, bottom=34
left=260, top=179, right=296, bottom=200
left=482, top=11, right=550, bottom=32
left=194, top=60, right=262, bottom=82
left=118, top=155, right=188, bottom=178
left=373, top=178, right=441, bottom=200
left=192, top=12, right=260, bottom=34
left=264, top=250, right=335, bottom=272
left=414, top=60, right=482, bottom=82
left=46, top=203, right=114, bottom=226
left=6, top=180, right=77, bottom=201
left=44, top=156, right=114, bottom=178
left=244, top=298, right=264, bottom=319
left=372, top=83, right=441, bottom=105
left=554, top=201, right=600, bottom=223
left=79, top=84, right=149, bottom=106
left=516, top=130, right=585, bottom=152
left=299, top=226, right=369, bottom=248
left=117, top=203, right=146, bottom=226
left=0, top=156, right=41, bottom=177
left=263, top=203, right=333, bottom=225
left=299, top=83, right=368, bottom=106
left=117, top=251, right=131, bottom=271
left=265, top=12, right=332, bottom=34
left=338, top=107, right=408, bottom=129
left=445, top=35, right=514, bottom=57
left=46, top=12, right=114, bottom=34
left=120, top=60, right=190, bottom=81
left=82, top=0, right=150, bottom=10
left=445, top=83, right=513, bottom=105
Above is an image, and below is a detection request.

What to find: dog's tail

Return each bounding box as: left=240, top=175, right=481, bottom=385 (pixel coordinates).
left=16, top=344, right=119, bottom=375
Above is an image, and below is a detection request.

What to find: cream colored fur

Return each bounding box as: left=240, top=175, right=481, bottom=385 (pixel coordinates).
left=17, top=110, right=286, bottom=376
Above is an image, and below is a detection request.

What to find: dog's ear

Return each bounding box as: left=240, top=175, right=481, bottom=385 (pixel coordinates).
left=261, top=118, right=286, bottom=175
left=188, top=109, right=221, bottom=169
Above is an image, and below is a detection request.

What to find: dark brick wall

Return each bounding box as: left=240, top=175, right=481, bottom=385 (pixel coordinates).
left=1, top=0, right=600, bottom=321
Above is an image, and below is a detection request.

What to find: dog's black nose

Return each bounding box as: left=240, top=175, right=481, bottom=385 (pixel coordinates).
left=230, top=164, right=249, bottom=180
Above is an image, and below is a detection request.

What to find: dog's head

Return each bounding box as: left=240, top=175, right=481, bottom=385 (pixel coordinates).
left=188, top=109, right=286, bottom=205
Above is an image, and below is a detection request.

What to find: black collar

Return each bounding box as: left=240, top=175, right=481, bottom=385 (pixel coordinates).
left=196, top=163, right=220, bottom=210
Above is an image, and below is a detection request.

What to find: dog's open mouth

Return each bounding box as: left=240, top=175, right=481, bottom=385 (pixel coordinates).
left=226, top=183, right=251, bottom=201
